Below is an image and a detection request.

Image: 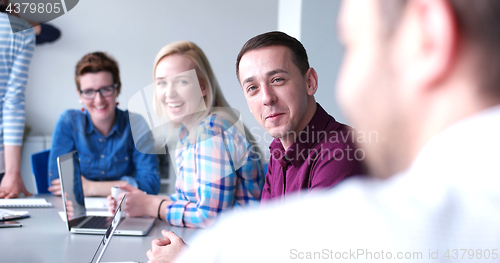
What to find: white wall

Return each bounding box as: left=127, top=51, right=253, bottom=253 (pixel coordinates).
left=24, top=0, right=278, bottom=155
left=277, top=0, right=345, bottom=124
left=278, top=0, right=302, bottom=40
left=300, top=0, right=346, bottom=124
left=24, top=0, right=346, bottom=160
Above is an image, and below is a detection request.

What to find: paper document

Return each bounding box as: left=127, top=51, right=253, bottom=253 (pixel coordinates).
left=84, top=197, right=109, bottom=209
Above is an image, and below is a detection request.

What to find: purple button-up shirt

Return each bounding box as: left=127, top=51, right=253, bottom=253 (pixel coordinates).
left=262, top=104, right=364, bottom=202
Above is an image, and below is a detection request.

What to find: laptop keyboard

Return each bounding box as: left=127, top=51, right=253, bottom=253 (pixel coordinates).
left=81, top=217, right=111, bottom=229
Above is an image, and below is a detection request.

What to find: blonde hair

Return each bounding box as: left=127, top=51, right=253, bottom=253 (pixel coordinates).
left=153, top=41, right=262, bottom=158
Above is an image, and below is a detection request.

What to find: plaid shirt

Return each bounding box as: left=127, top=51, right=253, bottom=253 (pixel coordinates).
left=165, top=113, right=264, bottom=228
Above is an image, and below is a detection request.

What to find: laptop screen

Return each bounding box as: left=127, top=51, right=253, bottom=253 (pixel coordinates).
left=57, top=150, right=86, bottom=223
left=90, top=194, right=126, bottom=263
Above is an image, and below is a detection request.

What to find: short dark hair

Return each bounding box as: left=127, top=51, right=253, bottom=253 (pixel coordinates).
left=75, top=52, right=121, bottom=94
left=379, top=0, right=500, bottom=97
left=236, top=31, right=310, bottom=81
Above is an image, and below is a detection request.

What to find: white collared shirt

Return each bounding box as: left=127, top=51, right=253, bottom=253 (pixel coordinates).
left=177, top=105, right=500, bottom=262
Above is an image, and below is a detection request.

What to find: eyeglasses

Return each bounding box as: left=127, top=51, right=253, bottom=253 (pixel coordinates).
left=79, top=84, right=117, bottom=99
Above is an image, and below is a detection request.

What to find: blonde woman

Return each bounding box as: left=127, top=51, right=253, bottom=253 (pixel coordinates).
left=109, top=41, right=264, bottom=228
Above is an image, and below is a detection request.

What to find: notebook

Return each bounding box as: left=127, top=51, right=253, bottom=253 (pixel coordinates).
left=0, top=209, right=30, bottom=221
left=0, top=198, right=52, bottom=208
left=57, top=150, right=155, bottom=236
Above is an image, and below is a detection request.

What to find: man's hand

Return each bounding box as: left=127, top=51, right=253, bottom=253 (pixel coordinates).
left=107, top=194, right=118, bottom=214
left=106, top=183, right=134, bottom=213
left=146, top=230, right=186, bottom=263
left=119, top=183, right=155, bottom=217
left=65, top=199, right=74, bottom=220
left=48, top=178, right=62, bottom=196
left=0, top=172, right=32, bottom=199
left=49, top=176, right=95, bottom=196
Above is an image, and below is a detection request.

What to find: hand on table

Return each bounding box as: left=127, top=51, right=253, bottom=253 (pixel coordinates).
left=49, top=176, right=91, bottom=196
left=48, top=178, right=62, bottom=196
left=0, top=173, right=32, bottom=199
left=107, top=183, right=147, bottom=216
left=80, top=175, right=94, bottom=196
left=65, top=198, right=74, bottom=220
left=146, top=230, right=186, bottom=263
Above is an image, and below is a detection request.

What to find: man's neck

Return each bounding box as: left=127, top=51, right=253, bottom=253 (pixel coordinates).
left=279, top=101, right=318, bottom=150
left=405, top=81, right=500, bottom=176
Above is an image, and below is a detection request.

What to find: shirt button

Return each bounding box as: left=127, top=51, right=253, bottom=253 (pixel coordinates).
left=100, top=155, right=105, bottom=158
left=101, top=171, right=105, bottom=174
left=124, top=157, right=128, bottom=161
left=99, top=139, right=103, bottom=142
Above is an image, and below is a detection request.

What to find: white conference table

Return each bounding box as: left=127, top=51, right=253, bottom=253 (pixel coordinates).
left=1, top=194, right=201, bottom=263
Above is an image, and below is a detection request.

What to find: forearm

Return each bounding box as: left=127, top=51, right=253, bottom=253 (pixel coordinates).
left=133, top=172, right=160, bottom=194
left=0, top=145, right=30, bottom=198
left=84, top=180, right=127, bottom=197
left=162, top=184, right=232, bottom=228
left=164, top=199, right=219, bottom=228
left=4, top=145, right=22, bottom=177
left=150, top=195, right=171, bottom=219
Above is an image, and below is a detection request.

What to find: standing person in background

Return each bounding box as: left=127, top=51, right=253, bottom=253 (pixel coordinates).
left=48, top=52, right=160, bottom=197
left=0, top=10, right=35, bottom=199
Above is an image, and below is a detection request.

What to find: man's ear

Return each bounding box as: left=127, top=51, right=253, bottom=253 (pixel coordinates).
left=305, top=67, right=319, bottom=96
left=399, top=0, right=459, bottom=91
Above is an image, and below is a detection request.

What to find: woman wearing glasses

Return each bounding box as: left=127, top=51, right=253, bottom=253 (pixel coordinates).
left=47, top=52, right=160, bottom=196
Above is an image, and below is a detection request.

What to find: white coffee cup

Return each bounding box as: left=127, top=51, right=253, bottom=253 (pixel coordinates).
left=111, top=186, right=127, bottom=202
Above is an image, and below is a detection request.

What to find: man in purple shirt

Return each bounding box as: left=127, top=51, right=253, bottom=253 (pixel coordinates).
left=236, top=31, right=364, bottom=202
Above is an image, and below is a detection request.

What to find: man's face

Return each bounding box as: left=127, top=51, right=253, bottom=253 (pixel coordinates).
left=336, top=0, right=406, bottom=177
left=238, top=46, right=313, bottom=141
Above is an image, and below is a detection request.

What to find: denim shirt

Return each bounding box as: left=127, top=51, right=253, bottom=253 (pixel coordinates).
left=48, top=108, right=160, bottom=194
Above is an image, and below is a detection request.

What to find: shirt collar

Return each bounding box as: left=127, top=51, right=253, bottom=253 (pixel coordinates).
left=178, top=110, right=210, bottom=144
left=409, top=104, right=500, bottom=176
left=178, top=125, right=189, bottom=144
left=85, top=107, right=123, bottom=138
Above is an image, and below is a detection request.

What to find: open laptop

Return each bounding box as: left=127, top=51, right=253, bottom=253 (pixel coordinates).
left=90, top=194, right=143, bottom=263
left=91, top=193, right=124, bottom=263
left=58, top=150, right=155, bottom=236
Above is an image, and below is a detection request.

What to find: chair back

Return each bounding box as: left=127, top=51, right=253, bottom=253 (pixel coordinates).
left=31, top=149, right=50, bottom=194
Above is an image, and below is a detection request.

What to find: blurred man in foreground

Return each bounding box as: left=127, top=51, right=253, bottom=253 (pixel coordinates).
left=148, top=0, right=500, bottom=262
